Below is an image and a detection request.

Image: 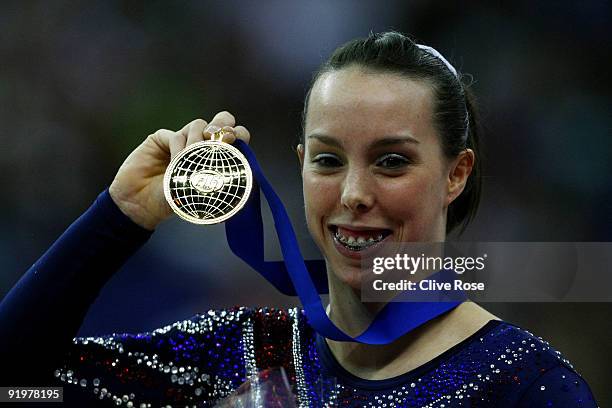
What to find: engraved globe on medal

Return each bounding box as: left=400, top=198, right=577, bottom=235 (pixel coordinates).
left=163, top=130, right=253, bottom=224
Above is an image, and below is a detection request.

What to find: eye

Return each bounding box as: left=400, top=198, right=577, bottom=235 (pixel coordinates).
left=312, top=153, right=343, bottom=168
left=376, top=153, right=411, bottom=169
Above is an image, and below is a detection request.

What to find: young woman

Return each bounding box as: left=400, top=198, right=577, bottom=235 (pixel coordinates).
left=0, top=32, right=597, bottom=407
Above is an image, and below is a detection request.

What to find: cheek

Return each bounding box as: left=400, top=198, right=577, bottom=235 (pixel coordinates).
left=302, top=173, right=339, bottom=227
left=381, top=172, right=446, bottom=226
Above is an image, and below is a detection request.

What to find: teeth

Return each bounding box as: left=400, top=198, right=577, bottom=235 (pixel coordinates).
left=334, top=229, right=387, bottom=250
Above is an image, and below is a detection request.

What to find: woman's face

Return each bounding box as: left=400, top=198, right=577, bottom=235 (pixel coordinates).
left=298, top=66, right=471, bottom=289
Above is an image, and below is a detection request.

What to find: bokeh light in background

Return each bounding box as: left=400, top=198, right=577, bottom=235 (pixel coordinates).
left=1, top=1, right=610, bottom=403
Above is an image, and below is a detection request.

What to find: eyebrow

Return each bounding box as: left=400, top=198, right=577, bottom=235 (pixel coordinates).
left=307, top=133, right=420, bottom=149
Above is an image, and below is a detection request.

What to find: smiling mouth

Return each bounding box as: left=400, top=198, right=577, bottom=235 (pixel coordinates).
left=329, top=225, right=392, bottom=252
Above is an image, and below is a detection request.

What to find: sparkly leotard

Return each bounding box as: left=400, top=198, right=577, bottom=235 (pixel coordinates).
left=0, top=191, right=598, bottom=407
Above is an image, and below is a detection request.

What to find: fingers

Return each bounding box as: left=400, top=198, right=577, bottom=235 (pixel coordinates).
left=186, top=118, right=208, bottom=146
left=207, top=111, right=235, bottom=130
left=169, top=131, right=187, bottom=160
left=203, top=111, right=236, bottom=142
left=148, top=129, right=186, bottom=161
left=233, top=125, right=251, bottom=144
left=202, top=125, right=250, bottom=145
left=217, top=126, right=237, bottom=144
left=172, top=118, right=208, bottom=159
left=203, top=111, right=250, bottom=145
left=149, top=112, right=249, bottom=161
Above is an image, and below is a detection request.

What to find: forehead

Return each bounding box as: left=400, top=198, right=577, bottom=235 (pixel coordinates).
left=305, top=67, right=436, bottom=142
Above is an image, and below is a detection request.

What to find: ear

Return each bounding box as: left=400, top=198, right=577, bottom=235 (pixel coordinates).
left=446, top=149, right=474, bottom=206
left=296, top=144, right=305, bottom=170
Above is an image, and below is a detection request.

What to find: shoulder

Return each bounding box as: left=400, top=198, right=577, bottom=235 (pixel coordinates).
left=64, top=306, right=252, bottom=356
left=51, top=307, right=274, bottom=406
left=515, top=364, right=598, bottom=407
left=482, top=320, right=575, bottom=372
left=471, top=320, right=598, bottom=406
left=59, top=307, right=305, bottom=365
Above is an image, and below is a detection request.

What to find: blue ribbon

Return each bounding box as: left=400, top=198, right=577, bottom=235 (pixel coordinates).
left=225, top=140, right=466, bottom=344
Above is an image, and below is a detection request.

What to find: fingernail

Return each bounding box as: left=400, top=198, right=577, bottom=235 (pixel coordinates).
left=204, top=125, right=220, bottom=134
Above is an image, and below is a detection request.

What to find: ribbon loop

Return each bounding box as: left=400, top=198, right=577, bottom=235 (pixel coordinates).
left=225, top=140, right=466, bottom=344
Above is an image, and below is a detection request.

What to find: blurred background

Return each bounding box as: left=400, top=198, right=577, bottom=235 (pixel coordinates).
left=1, top=0, right=610, bottom=403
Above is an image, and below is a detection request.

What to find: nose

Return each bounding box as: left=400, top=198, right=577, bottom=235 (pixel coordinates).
left=340, top=165, right=375, bottom=213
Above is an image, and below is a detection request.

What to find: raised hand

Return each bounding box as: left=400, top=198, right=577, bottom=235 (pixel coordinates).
left=109, top=111, right=251, bottom=230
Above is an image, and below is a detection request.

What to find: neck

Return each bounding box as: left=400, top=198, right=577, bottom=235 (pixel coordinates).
left=327, top=273, right=383, bottom=337
left=325, top=272, right=418, bottom=378
left=325, top=269, right=499, bottom=380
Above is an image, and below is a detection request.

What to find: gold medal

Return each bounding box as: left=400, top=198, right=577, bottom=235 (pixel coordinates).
left=163, top=129, right=253, bottom=224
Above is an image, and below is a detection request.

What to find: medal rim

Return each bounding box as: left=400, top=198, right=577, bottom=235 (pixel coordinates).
left=163, top=140, right=253, bottom=225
